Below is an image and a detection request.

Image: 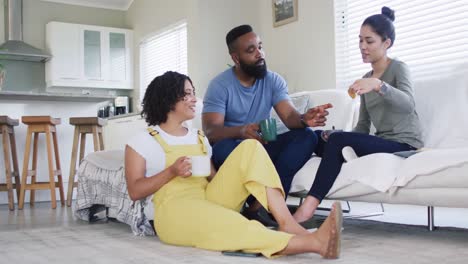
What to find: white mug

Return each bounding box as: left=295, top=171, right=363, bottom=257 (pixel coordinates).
left=190, top=155, right=211, bottom=177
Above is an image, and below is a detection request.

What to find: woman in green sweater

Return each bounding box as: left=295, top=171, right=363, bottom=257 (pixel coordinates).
left=293, top=6, right=424, bottom=223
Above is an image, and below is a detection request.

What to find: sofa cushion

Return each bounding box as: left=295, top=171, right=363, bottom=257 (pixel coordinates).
left=414, top=71, right=468, bottom=148
left=290, top=147, right=468, bottom=197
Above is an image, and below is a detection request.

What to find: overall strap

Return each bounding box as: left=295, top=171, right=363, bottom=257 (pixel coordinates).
left=197, top=130, right=207, bottom=154
left=147, top=127, right=171, bottom=153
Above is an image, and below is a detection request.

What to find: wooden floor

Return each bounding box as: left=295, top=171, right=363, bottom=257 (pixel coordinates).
left=1, top=201, right=467, bottom=264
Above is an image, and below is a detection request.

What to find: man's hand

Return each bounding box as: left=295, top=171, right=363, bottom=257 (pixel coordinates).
left=303, top=103, right=333, bottom=127
left=169, top=156, right=192, bottom=178
left=240, top=123, right=263, bottom=142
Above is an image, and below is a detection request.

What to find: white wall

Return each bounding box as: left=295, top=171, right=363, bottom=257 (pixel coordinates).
left=125, top=0, right=335, bottom=107
left=125, top=0, right=261, bottom=108
left=189, top=0, right=261, bottom=97
left=0, top=0, right=337, bottom=204
left=258, top=0, right=336, bottom=93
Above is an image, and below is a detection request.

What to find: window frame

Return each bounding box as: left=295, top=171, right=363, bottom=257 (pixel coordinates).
left=334, top=0, right=468, bottom=89
left=139, top=20, right=188, bottom=102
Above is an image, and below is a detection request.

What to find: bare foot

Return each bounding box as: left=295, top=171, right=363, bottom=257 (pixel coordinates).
left=293, top=207, right=314, bottom=223
left=315, top=202, right=342, bottom=259
left=293, top=196, right=319, bottom=223
left=278, top=221, right=309, bottom=235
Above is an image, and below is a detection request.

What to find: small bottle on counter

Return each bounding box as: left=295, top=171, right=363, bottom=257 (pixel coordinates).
left=108, top=103, right=115, bottom=117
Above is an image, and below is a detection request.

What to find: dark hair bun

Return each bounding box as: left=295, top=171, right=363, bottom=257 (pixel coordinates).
left=382, top=6, right=395, bottom=22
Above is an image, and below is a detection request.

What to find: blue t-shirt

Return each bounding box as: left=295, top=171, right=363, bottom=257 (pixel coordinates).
left=202, top=67, right=290, bottom=127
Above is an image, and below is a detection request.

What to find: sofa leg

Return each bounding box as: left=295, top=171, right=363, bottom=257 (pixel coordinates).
left=317, top=201, right=385, bottom=219
left=427, top=206, right=435, bottom=231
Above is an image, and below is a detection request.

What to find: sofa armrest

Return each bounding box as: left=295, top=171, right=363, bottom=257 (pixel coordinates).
left=352, top=101, right=360, bottom=129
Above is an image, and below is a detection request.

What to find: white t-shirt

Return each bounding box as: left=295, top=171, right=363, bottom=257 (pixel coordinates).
left=126, top=125, right=212, bottom=177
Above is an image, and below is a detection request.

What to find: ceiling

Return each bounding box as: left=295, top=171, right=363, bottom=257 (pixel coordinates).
left=41, top=0, right=134, bottom=10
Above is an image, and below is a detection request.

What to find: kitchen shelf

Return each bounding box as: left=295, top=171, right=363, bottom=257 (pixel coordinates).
left=0, top=90, right=114, bottom=102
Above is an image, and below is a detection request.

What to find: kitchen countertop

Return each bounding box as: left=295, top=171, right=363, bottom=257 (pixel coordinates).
left=0, top=90, right=115, bottom=102
left=107, top=112, right=141, bottom=120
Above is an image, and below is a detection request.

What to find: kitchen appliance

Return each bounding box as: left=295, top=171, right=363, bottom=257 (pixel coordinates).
left=0, top=0, right=51, bottom=62
left=115, top=96, right=129, bottom=115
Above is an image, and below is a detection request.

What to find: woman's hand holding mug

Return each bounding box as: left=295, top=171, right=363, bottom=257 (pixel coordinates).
left=170, top=156, right=192, bottom=177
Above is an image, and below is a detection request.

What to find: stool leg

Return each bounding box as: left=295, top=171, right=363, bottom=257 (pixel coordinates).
left=67, top=126, right=80, bottom=207
left=98, top=129, right=104, bottom=151
left=52, top=129, right=65, bottom=206
left=79, top=133, right=86, bottom=162
left=92, top=126, right=100, bottom=152
left=45, top=126, right=57, bottom=209
left=30, top=132, right=39, bottom=206
left=19, top=127, right=33, bottom=210
left=2, top=127, right=14, bottom=210
left=9, top=128, right=21, bottom=201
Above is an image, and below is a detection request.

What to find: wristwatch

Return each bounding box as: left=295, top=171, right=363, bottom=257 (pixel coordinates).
left=300, top=114, right=308, bottom=128
left=377, top=80, right=385, bottom=95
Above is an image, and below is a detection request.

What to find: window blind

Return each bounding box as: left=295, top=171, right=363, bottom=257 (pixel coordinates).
left=139, top=21, right=187, bottom=101
left=335, top=0, right=468, bottom=90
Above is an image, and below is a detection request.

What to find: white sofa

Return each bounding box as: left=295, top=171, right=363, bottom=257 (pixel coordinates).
left=81, top=70, right=468, bottom=232
left=287, top=71, right=468, bottom=230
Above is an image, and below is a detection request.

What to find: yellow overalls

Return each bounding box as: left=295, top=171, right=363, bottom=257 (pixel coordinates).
left=149, top=129, right=292, bottom=258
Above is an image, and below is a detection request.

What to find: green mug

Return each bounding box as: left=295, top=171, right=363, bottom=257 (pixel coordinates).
left=259, top=118, right=277, bottom=142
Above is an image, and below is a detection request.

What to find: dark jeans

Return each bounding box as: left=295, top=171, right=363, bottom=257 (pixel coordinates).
left=212, top=128, right=318, bottom=194
left=309, top=130, right=416, bottom=201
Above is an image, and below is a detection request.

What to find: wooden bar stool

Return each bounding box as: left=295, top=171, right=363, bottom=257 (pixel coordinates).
left=67, top=117, right=106, bottom=207
left=18, top=116, right=65, bottom=209
left=0, top=116, right=21, bottom=211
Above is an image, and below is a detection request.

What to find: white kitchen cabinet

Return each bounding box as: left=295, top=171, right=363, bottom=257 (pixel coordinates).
left=45, top=22, right=81, bottom=81
left=46, top=21, right=133, bottom=90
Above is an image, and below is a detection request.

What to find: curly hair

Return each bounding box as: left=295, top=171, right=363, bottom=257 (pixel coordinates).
left=141, top=71, right=194, bottom=126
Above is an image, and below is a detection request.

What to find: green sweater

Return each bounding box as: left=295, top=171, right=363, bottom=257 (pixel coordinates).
left=353, top=59, right=424, bottom=149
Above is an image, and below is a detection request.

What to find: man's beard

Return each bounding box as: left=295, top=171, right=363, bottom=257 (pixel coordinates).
left=239, top=59, right=267, bottom=79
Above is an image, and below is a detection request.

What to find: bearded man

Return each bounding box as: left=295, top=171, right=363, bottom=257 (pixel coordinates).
left=202, top=24, right=332, bottom=225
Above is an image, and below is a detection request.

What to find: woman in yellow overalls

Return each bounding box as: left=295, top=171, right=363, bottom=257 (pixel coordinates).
left=125, top=71, right=342, bottom=259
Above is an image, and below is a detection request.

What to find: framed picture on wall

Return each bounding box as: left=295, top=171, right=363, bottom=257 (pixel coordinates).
left=272, top=0, right=298, bottom=27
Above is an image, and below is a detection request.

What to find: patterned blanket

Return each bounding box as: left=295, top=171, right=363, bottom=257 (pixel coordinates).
left=74, top=150, right=155, bottom=236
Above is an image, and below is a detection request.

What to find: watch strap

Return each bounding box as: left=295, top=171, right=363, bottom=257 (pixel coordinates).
left=300, top=114, right=308, bottom=128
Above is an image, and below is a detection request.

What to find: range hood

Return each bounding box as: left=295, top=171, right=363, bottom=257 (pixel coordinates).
left=0, top=0, right=51, bottom=62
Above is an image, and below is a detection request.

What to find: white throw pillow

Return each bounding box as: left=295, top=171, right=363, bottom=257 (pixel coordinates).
left=301, top=90, right=356, bottom=131
left=271, top=94, right=310, bottom=134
